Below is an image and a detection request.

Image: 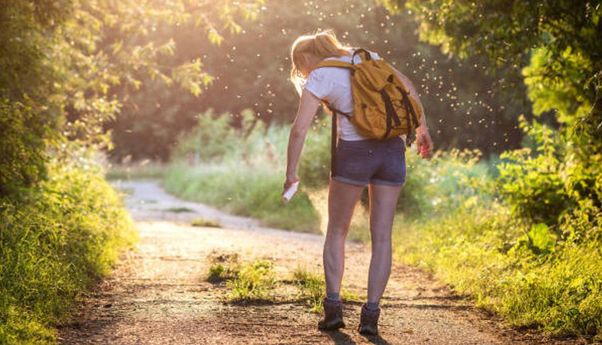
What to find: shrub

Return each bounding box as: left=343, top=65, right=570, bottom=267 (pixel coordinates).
left=0, top=158, right=137, bottom=344
left=398, top=148, right=494, bottom=218
left=497, top=116, right=601, bottom=242
left=0, top=98, right=50, bottom=197
left=393, top=198, right=602, bottom=338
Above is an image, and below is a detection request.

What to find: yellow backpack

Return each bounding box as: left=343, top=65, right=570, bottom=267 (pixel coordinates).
left=315, top=48, right=423, bottom=144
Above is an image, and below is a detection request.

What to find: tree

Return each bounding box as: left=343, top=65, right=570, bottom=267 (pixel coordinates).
left=380, top=0, right=601, bottom=143
left=381, top=0, right=601, bottom=235
left=0, top=0, right=264, bottom=196
left=108, top=0, right=531, bottom=161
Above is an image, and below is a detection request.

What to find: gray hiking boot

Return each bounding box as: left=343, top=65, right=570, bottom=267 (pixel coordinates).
left=358, top=303, right=380, bottom=335
left=318, top=297, right=345, bottom=331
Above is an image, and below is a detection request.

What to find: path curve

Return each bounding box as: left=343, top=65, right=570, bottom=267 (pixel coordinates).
left=58, top=180, right=582, bottom=345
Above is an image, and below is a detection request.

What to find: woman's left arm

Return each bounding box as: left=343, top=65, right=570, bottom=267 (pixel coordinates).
left=284, top=89, right=321, bottom=191
left=391, top=65, right=434, bottom=158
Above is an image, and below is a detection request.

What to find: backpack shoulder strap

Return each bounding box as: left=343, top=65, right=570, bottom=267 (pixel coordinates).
left=351, top=48, right=372, bottom=63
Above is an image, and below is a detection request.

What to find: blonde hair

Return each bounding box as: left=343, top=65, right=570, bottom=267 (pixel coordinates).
left=290, top=30, right=351, bottom=94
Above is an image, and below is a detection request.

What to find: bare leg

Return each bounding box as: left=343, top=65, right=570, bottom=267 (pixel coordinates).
left=367, top=183, right=402, bottom=304
left=323, top=179, right=364, bottom=296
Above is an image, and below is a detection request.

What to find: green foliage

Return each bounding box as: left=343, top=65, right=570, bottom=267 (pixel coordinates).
left=292, top=268, right=327, bottom=312
left=1, top=0, right=264, bottom=195
left=164, top=110, right=321, bottom=232
left=515, top=223, right=558, bottom=256
left=109, top=0, right=528, bottom=162
left=191, top=218, right=222, bottom=228
left=170, top=109, right=254, bottom=162
left=227, top=260, right=277, bottom=302
left=399, top=148, right=494, bottom=218
left=0, top=159, right=137, bottom=344
left=382, top=0, right=602, bottom=153
left=207, top=253, right=241, bottom=283
left=393, top=202, right=602, bottom=339
left=0, top=99, right=50, bottom=196
left=497, top=117, right=571, bottom=226
left=292, top=268, right=360, bottom=313
left=206, top=254, right=276, bottom=301
left=382, top=0, right=602, bottom=235
left=297, top=120, right=332, bottom=188
left=497, top=116, right=601, bottom=243
left=105, top=162, right=167, bottom=180
left=164, top=162, right=319, bottom=233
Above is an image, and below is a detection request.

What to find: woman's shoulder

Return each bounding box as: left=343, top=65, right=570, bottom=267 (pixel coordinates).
left=307, top=48, right=382, bottom=81
left=325, top=48, right=382, bottom=63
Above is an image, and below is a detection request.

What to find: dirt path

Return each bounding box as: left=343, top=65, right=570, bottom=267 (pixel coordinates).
left=58, top=180, right=584, bottom=345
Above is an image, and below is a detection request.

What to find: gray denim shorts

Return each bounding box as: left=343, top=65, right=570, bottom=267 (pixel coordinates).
left=332, top=136, right=406, bottom=187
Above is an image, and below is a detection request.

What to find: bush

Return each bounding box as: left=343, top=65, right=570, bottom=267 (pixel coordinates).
left=497, top=116, right=601, bottom=242
left=393, top=201, right=602, bottom=338
left=0, top=98, right=50, bottom=197
left=0, top=158, right=137, bottom=344
left=398, top=148, right=494, bottom=218
left=497, top=117, right=571, bottom=226
left=170, top=109, right=247, bottom=163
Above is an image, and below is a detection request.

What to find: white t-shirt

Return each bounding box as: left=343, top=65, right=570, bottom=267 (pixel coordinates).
left=303, top=49, right=382, bottom=141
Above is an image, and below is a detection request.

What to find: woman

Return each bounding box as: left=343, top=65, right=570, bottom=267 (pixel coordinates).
left=283, top=30, right=433, bottom=335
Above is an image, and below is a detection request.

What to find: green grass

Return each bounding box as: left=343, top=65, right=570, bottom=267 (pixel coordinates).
left=292, top=268, right=326, bottom=312
left=0, top=159, right=138, bottom=344
left=292, top=267, right=360, bottom=313
left=227, top=260, right=277, bottom=302
left=206, top=254, right=360, bottom=310
left=191, top=218, right=222, bottom=228
left=393, top=203, right=602, bottom=340
left=163, top=162, right=320, bottom=233
left=165, top=206, right=194, bottom=213
left=205, top=254, right=278, bottom=302
left=206, top=253, right=241, bottom=283
left=105, top=161, right=167, bottom=180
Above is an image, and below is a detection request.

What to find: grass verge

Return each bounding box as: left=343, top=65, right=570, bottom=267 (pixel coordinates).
left=393, top=203, right=602, bottom=340
left=106, top=161, right=167, bottom=180
left=0, top=159, right=138, bottom=344
left=163, top=162, right=320, bottom=233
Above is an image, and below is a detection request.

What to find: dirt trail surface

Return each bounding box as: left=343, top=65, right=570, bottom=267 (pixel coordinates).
left=59, top=180, right=584, bottom=345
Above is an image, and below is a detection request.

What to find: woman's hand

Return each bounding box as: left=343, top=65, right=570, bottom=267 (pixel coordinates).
left=416, top=126, right=433, bottom=159
left=283, top=175, right=300, bottom=193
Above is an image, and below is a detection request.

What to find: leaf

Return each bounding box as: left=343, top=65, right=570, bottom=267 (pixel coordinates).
left=527, top=223, right=557, bottom=255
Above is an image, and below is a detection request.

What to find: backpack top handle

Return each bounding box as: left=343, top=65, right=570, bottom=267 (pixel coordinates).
left=351, top=48, right=372, bottom=65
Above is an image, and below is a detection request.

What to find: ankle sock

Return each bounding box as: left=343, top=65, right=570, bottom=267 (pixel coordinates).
left=366, top=301, right=380, bottom=311
left=326, top=292, right=341, bottom=301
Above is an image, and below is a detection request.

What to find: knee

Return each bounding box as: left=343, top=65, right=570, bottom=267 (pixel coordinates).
left=326, top=221, right=349, bottom=239
left=326, top=231, right=347, bottom=246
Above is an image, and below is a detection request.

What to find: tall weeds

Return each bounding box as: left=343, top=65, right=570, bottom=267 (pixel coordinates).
left=0, top=158, right=137, bottom=344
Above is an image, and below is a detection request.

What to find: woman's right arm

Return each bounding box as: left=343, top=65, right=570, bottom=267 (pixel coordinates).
left=284, top=89, right=321, bottom=191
